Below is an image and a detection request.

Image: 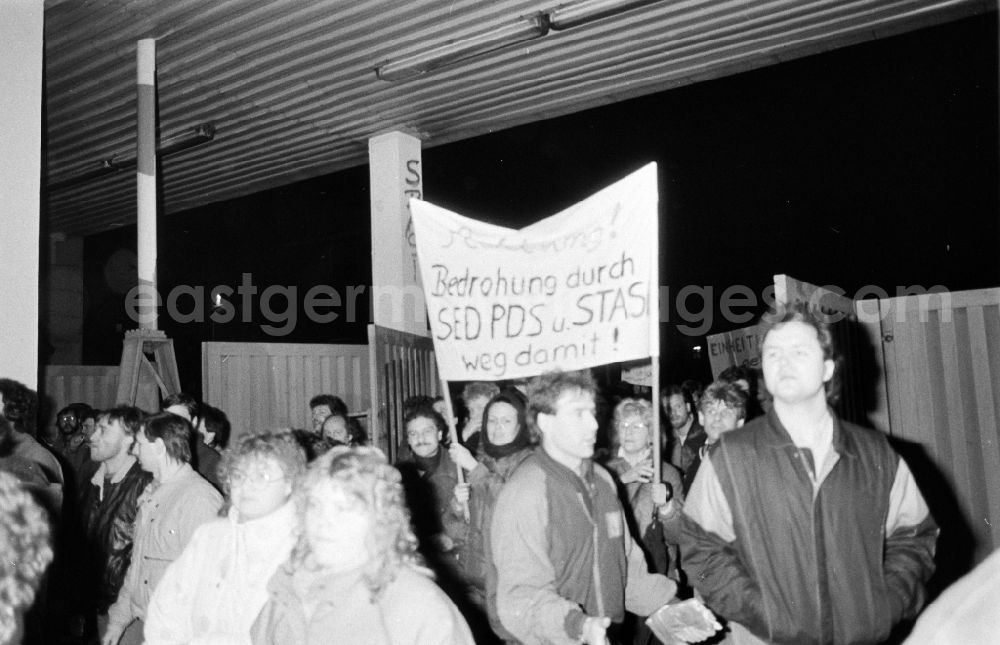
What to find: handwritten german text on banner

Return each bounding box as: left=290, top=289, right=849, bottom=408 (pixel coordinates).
left=410, top=163, right=659, bottom=381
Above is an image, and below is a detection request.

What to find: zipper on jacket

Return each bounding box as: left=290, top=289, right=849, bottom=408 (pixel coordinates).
left=802, top=448, right=832, bottom=645
left=577, top=480, right=607, bottom=620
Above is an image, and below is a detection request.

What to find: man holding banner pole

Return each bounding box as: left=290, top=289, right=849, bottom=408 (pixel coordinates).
left=490, top=370, right=718, bottom=645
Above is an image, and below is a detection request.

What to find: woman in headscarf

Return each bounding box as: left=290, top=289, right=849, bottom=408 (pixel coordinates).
left=143, top=430, right=305, bottom=644
left=252, top=446, right=474, bottom=644
left=449, top=389, right=534, bottom=640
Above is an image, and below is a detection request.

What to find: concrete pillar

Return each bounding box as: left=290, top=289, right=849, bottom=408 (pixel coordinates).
left=368, top=131, right=428, bottom=336
left=0, top=0, right=44, bottom=388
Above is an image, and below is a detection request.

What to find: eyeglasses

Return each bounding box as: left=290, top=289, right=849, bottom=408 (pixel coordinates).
left=702, top=405, right=738, bottom=420
left=230, top=469, right=285, bottom=487
left=620, top=422, right=649, bottom=432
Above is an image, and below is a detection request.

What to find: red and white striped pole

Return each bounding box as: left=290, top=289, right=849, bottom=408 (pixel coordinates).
left=136, top=39, right=158, bottom=330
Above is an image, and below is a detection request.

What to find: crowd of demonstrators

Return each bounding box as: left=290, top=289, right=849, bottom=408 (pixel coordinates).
left=0, top=300, right=959, bottom=645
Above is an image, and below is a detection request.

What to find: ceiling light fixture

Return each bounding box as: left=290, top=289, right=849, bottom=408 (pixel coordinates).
left=548, top=0, right=663, bottom=30
left=48, top=123, right=216, bottom=191
left=375, top=13, right=548, bottom=82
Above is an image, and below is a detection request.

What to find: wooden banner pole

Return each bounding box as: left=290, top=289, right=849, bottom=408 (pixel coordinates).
left=651, top=356, right=662, bottom=483
left=440, top=377, right=470, bottom=521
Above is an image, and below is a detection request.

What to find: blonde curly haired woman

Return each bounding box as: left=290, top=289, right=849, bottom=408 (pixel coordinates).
left=252, top=446, right=474, bottom=644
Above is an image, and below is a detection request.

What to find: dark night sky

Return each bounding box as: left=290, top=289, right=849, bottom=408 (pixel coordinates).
left=82, top=13, right=999, bottom=391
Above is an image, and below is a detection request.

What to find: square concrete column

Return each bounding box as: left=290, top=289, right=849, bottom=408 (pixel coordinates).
left=369, top=131, right=428, bottom=336
left=0, top=0, right=44, bottom=388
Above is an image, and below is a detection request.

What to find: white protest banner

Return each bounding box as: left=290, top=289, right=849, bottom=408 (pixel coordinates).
left=706, top=324, right=764, bottom=379
left=410, top=163, right=659, bottom=381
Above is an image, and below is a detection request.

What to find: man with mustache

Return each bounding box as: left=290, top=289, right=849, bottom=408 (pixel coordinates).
left=397, top=403, right=467, bottom=563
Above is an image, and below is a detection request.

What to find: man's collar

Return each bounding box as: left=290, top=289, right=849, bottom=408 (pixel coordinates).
left=761, top=408, right=857, bottom=459
left=157, top=461, right=194, bottom=486
left=538, top=447, right=592, bottom=485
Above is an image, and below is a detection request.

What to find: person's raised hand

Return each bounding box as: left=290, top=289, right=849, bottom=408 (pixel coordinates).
left=620, top=459, right=654, bottom=484
left=449, top=443, right=478, bottom=471
left=582, top=616, right=611, bottom=645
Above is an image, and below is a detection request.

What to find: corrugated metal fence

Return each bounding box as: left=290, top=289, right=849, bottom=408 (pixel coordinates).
left=201, top=341, right=369, bottom=445
left=41, top=365, right=119, bottom=428
left=880, top=288, right=1000, bottom=567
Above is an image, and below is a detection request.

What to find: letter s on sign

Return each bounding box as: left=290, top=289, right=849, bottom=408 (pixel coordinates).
left=405, top=160, right=421, bottom=186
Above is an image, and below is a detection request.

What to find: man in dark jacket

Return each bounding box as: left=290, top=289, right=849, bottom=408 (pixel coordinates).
left=81, top=405, right=152, bottom=638
left=681, top=303, right=938, bottom=644
left=662, top=383, right=705, bottom=482
left=397, top=403, right=466, bottom=557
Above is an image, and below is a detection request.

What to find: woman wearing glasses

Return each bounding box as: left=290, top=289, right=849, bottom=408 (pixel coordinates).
left=607, top=399, right=685, bottom=562
left=143, top=431, right=305, bottom=644
left=252, top=446, right=474, bottom=644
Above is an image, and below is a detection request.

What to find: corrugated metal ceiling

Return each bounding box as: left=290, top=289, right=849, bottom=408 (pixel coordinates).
left=43, top=0, right=991, bottom=235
